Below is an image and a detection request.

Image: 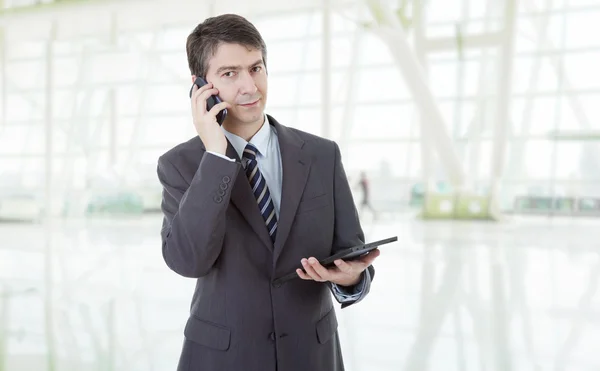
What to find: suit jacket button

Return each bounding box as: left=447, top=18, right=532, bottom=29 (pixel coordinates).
left=214, top=196, right=223, bottom=203
left=222, top=176, right=231, bottom=184
left=272, top=281, right=281, bottom=288
left=269, top=332, right=276, bottom=341
left=220, top=183, right=228, bottom=191
left=217, top=190, right=225, bottom=196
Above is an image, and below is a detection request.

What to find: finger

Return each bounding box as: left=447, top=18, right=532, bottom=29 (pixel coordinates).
left=190, top=81, right=212, bottom=102
left=208, top=101, right=230, bottom=116
left=333, top=259, right=354, bottom=274
left=296, top=268, right=312, bottom=280
left=194, top=88, right=219, bottom=108
left=193, top=88, right=219, bottom=114
left=308, top=257, right=333, bottom=281
left=358, top=249, right=381, bottom=266
left=190, top=84, right=198, bottom=108
left=191, top=83, right=209, bottom=112
left=302, top=259, right=325, bottom=282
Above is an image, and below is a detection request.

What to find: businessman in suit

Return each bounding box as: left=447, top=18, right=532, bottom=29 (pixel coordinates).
left=157, top=14, right=380, bottom=371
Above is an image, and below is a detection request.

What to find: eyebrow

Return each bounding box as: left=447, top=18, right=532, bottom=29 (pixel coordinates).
left=215, top=59, right=264, bottom=74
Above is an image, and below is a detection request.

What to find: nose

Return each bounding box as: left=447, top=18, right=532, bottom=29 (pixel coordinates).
left=238, top=71, right=258, bottom=95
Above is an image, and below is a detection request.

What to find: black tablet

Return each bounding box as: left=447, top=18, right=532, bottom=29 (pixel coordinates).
left=273, top=236, right=397, bottom=286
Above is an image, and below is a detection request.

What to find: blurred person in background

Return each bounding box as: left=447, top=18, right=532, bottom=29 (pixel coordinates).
left=156, top=13, right=380, bottom=371
left=358, top=171, right=377, bottom=220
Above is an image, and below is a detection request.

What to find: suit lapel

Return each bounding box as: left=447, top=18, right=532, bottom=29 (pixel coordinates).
left=196, top=118, right=311, bottom=256
left=225, top=140, right=274, bottom=252
left=269, top=116, right=312, bottom=263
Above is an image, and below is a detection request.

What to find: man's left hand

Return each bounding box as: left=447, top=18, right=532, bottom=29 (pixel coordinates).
left=296, top=249, right=381, bottom=287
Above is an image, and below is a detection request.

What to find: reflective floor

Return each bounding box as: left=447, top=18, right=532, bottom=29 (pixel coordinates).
left=2, top=213, right=600, bottom=371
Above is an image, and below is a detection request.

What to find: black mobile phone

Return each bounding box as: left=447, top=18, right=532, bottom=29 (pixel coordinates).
left=189, top=76, right=227, bottom=125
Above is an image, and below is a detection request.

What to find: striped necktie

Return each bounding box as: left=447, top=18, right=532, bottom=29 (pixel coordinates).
left=242, top=143, right=278, bottom=244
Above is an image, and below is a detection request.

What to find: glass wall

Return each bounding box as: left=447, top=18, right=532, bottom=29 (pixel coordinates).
left=2, top=1, right=599, bottom=217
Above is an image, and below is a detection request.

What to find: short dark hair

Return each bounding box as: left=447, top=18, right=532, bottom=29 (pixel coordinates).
left=186, top=14, right=268, bottom=78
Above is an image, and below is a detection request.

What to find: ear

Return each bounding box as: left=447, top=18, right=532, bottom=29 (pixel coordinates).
left=191, top=75, right=197, bottom=83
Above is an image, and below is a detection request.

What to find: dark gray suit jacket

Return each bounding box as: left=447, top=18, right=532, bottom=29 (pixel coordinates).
left=157, top=115, right=375, bottom=371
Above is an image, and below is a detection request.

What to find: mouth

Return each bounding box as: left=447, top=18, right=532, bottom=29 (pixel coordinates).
left=239, top=99, right=260, bottom=107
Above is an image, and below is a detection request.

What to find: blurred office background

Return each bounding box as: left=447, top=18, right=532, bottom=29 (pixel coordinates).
left=1, top=0, right=600, bottom=370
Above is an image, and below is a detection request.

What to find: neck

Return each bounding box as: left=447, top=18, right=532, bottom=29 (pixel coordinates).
left=222, top=115, right=265, bottom=142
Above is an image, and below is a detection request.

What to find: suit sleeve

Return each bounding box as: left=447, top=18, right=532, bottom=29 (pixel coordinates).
left=328, top=141, right=375, bottom=308
left=157, top=152, right=241, bottom=278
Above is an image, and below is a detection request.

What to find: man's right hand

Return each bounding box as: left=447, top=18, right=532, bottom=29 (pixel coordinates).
left=191, top=82, right=231, bottom=155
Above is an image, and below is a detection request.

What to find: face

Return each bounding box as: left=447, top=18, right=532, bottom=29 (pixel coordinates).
left=196, top=43, right=267, bottom=127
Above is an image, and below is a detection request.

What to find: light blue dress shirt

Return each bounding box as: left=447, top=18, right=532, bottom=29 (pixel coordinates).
left=207, top=115, right=367, bottom=302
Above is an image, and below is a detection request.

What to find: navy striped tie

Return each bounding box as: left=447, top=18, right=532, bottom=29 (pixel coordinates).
left=242, top=143, right=277, bottom=243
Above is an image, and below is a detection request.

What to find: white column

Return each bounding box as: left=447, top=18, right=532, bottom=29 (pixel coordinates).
left=413, top=0, right=435, bottom=192
left=489, top=0, right=517, bottom=203
left=339, top=28, right=361, bottom=161
left=468, top=0, right=496, bottom=186
left=109, top=13, right=118, bottom=168
left=44, top=20, right=58, bottom=218
left=44, top=21, right=58, bottom=371
left=0, top=27, right=5, bottom=129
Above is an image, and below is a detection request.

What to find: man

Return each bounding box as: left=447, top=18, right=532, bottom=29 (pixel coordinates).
left=156, top=14, right=380, bottom=371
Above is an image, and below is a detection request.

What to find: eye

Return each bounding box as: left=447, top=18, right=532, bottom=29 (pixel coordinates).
left=223, top=71, right=236, bottom=77
left=252, top=66, right=262, bottom=73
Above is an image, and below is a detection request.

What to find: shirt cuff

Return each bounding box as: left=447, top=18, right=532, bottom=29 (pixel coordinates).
left=331, top=269, right=370, bottom=303
left=206, top=151, right=235, bottom=162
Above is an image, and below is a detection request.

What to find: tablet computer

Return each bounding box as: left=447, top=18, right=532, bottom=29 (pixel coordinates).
left=273, top=236, right=397, bottom=286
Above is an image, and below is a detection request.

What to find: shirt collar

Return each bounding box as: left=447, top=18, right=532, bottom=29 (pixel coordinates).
left=221, top=114, right=272, bottom=160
